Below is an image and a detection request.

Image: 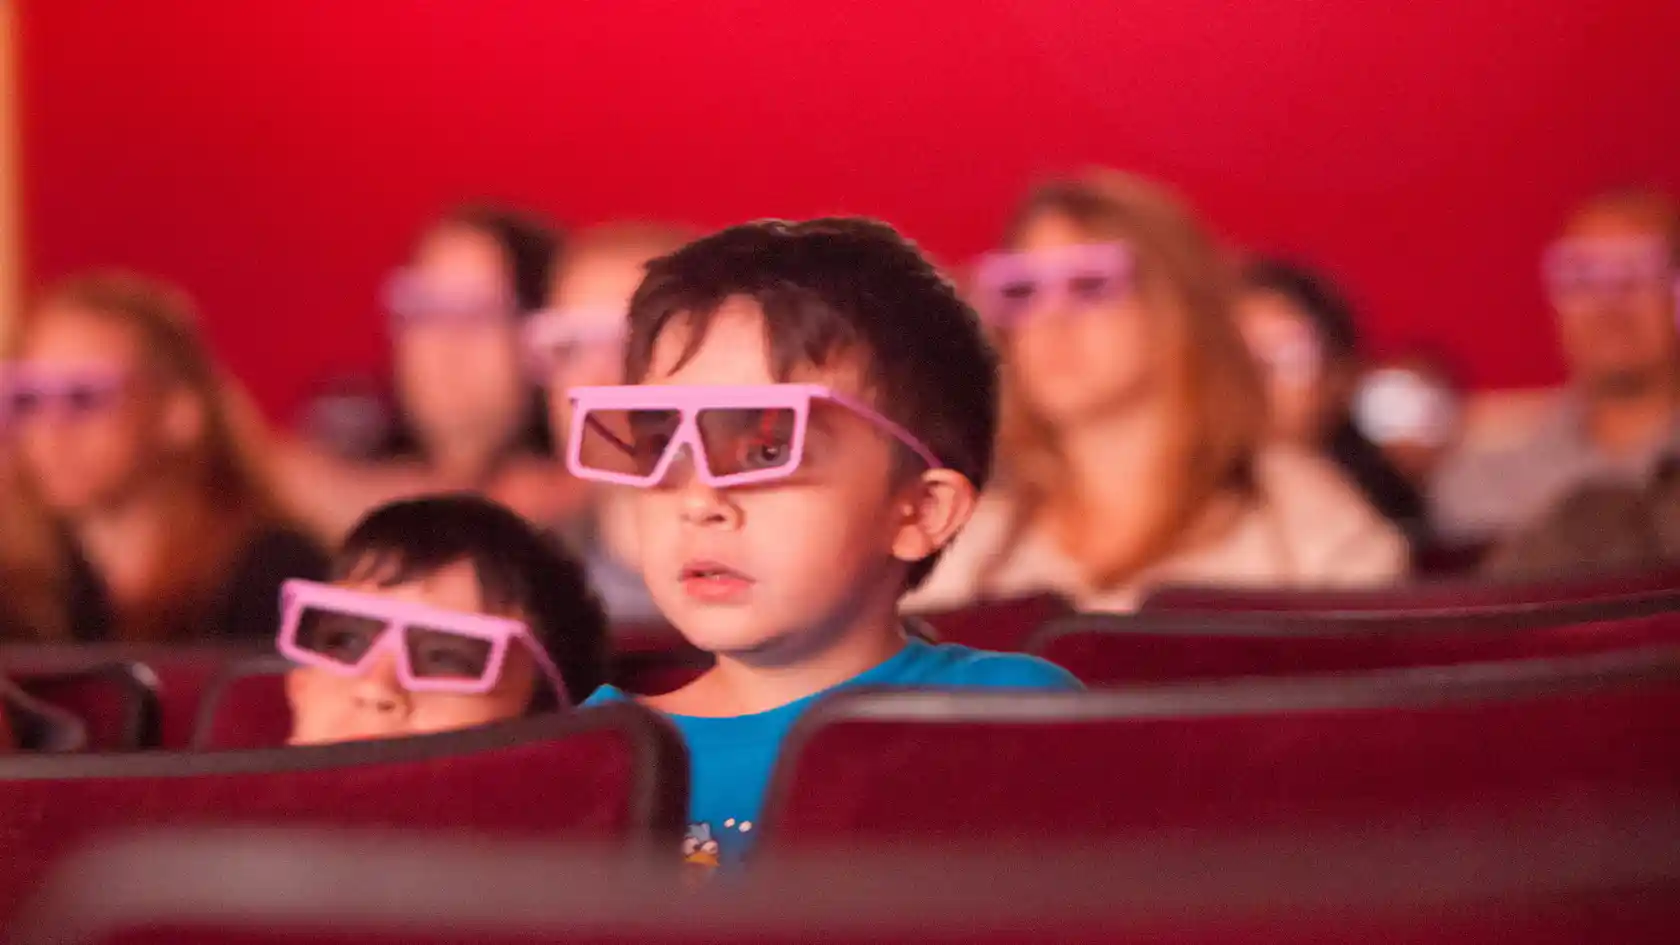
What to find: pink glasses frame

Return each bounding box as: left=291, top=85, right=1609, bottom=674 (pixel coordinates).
left=564, top=383, right=944, bottom=488
left=972, top=243, right=1134, bottom=324
left=1541, top=238, right=1678, bottom=299
left=276, top=579, right=568, bottom=700
left=521, top=308, right=628, bottom=379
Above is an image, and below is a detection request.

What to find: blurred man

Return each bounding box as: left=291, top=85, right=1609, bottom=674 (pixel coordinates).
left=1431, top=189, right=1680, bottom=543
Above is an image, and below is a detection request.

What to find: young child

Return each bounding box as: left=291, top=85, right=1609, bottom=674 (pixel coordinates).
left=571, top=218, right=1081, bottom=868
left=283, top=494, right=607, bottom=745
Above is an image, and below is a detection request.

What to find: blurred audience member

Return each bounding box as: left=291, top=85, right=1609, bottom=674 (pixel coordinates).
left=284, top=495, right=607, bottom=746
left=0, top=436, right=70, bottom=640
left=910, top=171, right=1405, bottom=612
left=5, top=272, right=327, bottom=642
left=277, top=205, right=580, bottom=540
left=1236, top=258, right=1428, bottom=542
left=533, top=222, right=697, bottom=622
left=1482, top=457, right=1680, bottom=579
left=1432, top=188, right=1680, bottom=542
left=1350, top=351, right=1463, bottom=490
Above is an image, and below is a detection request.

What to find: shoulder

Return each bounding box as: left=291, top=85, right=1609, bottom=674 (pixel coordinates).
left=898, top=641, right=1083, bottom=691
left=1250, top=446, right=1408, bottom=581
left=580, top=684, right=633, bottom=708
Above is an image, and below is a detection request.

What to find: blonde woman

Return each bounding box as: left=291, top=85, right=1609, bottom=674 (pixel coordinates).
left=910, top=171, right=1405, bottom=611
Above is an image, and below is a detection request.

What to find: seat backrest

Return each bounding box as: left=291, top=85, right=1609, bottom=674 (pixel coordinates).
left=759, top=647, right=1680, bottom=847
left=3, top=644, right=267, bottom=749
left=13, top=663, right=161, bottom=751
left=18, top=820, right=1680, bottom=945
left=1028, top=611, right=1680, bottom=685
left=917, top=595, right=1068, bottom=652
left=1140, top=564, right=1680, bottom=621
left=0, top=704, right=687, bottom=922
left=191, top=656, right=293, bottom=751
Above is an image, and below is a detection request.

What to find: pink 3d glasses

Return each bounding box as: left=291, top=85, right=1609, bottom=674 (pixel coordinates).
left=972, top=243, right=1134, bottom=325
left=1542, top=237, right=1677, bottom=302
left=276, top=579, right=568, bottom=700
left=0, top=364, right=130, bottom=425
left=563, top=383, right=943, bottom=488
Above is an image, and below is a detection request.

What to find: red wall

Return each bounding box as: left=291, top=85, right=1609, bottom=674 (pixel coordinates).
left=17, top=0, right=1680, bottom=422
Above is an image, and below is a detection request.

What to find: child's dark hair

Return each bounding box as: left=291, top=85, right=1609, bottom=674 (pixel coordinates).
left=622, top=217, right=998, bottom=589
left=1240, top=257, right=1360, bottom=365
left=334, top=494, right=607, bottom=706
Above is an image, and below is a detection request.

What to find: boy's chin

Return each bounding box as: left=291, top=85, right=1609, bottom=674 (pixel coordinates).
left=665, top=607, right=791, bottom=659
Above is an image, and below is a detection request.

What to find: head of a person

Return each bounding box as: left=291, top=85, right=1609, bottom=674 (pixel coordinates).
left=5, top=272, right=270, bottom=522
left=388, top=204, right=559, bottom=464
left=578, top=218, right=994, bottom=660
left=533, top=222, right=698, bottom=442
left=976, top=170, right=1264, bottom=586
left=1235, top=258, right=1360, bottom=446
left=1543, top=188, right=1680, bottom=398
left=284, top=494, right=607, bottom=746
left=1350, top=352, right=1463, bottom=487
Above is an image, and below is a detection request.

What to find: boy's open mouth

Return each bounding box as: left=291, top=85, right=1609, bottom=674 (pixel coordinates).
left=679, top=559, right=755, bottom=603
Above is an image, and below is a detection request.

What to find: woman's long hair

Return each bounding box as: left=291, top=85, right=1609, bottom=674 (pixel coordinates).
left=14, top=272, right=289, bottom=641
left=985, top=170, right=1266, bottom=592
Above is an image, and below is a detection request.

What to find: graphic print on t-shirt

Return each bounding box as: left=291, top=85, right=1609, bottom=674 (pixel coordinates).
left=682, top=819, right=755, bottom=872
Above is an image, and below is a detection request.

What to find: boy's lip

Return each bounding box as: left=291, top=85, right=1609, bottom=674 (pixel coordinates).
left=678, top=559, right=754, bottom=583
left=678, top=559, right=755, bottom=604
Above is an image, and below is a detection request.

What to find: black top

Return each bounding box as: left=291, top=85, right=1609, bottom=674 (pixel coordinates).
left=66, top=526, right=330, bottom=643
left=1326, top=420, right=1430, bottom=548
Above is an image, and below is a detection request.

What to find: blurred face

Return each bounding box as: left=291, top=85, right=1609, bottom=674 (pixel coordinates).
left=285, top=559, right=538, bottom=745
left=540, top=250, right=650, bottom=443
left=1235, top=289, right=1340, bottom=445
left=392, top=223, right=529, bottom=455
left=628, top=300, right=925, bottom=660
left=9, top=307, right=181, bottom=515
left=1002, top=213, right=1160, bottom=428
left=1546, top=214, right=1679, bottom=396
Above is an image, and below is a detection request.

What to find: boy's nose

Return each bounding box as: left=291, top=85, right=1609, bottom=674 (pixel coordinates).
left=351, top=653, right=412, bottom=717
left=672, top=453, right=742, bottom=529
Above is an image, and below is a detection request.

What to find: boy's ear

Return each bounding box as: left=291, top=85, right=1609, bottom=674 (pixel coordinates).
left=890, top=469, right=980, bottom=566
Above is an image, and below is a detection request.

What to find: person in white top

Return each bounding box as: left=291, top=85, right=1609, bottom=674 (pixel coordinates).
left=909, top=170, right=1406, bottom=613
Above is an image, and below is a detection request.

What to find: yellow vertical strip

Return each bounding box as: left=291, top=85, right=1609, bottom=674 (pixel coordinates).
left=0, top=0, right=17, bottom=345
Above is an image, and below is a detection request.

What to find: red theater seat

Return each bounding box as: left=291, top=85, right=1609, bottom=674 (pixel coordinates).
left=759, top=647, right=1680, bottom=848
left=3, top=645, right=267, bottom=749
left=0, top=704, right=686, bottom=923
left=1028, top=611, right=1680, bottom=685
left=12, top=663, right=161, bottom=752
left=191, top=657, right=292, bottom=751
left=19, top=821, right=1680, bottom=945
left=917, top=595, right=1068, bottom=652
left=1141, top=564, right=1680, bottom=621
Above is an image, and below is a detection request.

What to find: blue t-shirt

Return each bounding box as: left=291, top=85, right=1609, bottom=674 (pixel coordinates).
left=582, top=638, right=1080, bottom=868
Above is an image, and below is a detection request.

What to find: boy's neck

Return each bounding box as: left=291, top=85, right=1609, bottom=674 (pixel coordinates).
left=657, top=597, right=910, bottom=718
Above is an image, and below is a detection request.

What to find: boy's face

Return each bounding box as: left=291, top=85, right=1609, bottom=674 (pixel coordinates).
left=629, top=299, right=962, bottom=659
left=285, top=559, right=539, bottom=746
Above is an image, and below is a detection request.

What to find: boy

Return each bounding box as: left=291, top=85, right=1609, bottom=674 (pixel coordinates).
left=573, top=218, right=1081, bottom=868
left=283, top=494, right=608, bottom=745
